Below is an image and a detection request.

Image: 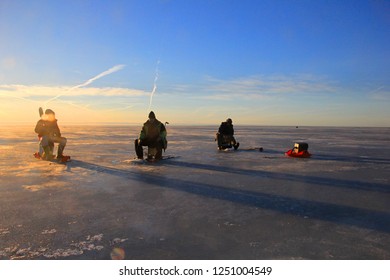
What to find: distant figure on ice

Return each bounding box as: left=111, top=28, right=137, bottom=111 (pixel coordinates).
left=135, top=111, right=167, bottom=160
left=34, top=109, right=68, bottom=161
left=216, top=118, right=239, bottom=150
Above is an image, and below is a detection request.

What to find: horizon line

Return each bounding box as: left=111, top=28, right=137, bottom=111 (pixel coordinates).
left=0, top=121, right=388, bottom=129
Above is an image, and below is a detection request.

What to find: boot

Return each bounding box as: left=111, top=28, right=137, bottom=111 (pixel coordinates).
left=54, top=143, right=70, bottom=162
left=57, top=144, right=65, bottom=159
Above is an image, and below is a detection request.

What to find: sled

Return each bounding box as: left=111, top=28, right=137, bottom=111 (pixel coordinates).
left=34, top=152, right=71, bottom=164
left=146, top=155, right=176, bottom=163
left=285, top=142, right=311, bottom=158
left=127, top=155, right=177, bottom=164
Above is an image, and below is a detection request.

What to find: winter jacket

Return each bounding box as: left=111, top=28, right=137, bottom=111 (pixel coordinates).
left=139, top=119, right=167, bottom=149
left=34, top=119, right=61, bottom=137
left=218, top=122, right=234, bottom=136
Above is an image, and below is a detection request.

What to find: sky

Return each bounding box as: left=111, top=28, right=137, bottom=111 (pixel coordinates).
left=0, top=0, right=389, bottom=126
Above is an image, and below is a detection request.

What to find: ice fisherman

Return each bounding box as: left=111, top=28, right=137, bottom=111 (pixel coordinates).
left=34, top=109, right=68, bottom=160
left=135, top=111, right=167, bottom=160
left=216, top=118, right=239, bottom=150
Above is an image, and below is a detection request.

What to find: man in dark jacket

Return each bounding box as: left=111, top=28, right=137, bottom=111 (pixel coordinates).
left=34, top=109, right=67, bottom=160
left=216, top=118, right=239, bottom=150
left=135, top=111, right=167, bottom=160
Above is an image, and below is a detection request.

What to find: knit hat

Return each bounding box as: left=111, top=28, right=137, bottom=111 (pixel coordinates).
left=45, top=109, right=55, bottom=115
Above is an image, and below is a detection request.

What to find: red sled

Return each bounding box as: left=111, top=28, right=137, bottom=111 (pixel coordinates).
left=34, top=152, right=71, bottom=163
left=285, top=149, right=311, bottom=158
left=285, top=142, right=311, bottom=158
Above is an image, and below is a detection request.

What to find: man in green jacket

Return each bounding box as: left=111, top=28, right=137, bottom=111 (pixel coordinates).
left=135, top=111, right=167, bottom=160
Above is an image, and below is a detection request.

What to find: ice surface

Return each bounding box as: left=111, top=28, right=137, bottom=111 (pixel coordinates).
left=0, top=125, right=389, bottom=259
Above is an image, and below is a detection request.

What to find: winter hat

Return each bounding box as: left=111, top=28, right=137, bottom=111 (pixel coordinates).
left=45, top=109, right=55, bottom=115
left=148, top=111, right=156, bottom=119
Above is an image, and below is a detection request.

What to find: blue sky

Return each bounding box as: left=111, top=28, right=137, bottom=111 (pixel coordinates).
left=0, top=0, right=389, bottom=126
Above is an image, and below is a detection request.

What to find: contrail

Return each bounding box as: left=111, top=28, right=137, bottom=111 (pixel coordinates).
left=368, top=86, right=385, bottom=95
left=147, top=60, right=160, bottom=112
left=44, top=64, right=126, bottom=106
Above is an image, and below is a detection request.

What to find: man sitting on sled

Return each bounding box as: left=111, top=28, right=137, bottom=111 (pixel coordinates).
left=135, top=111, right=167, bottom=161
left=34, top=109, right=69, bottom=161
left=216, top=118, right=239, bottom=150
